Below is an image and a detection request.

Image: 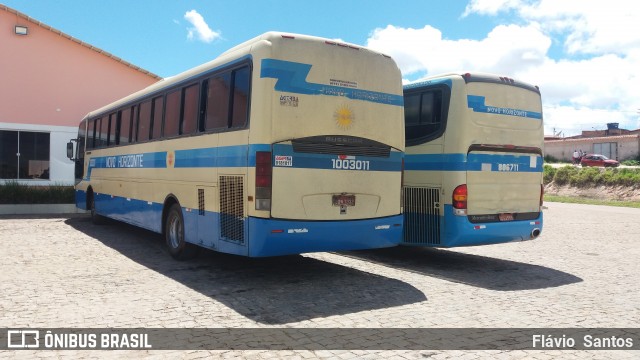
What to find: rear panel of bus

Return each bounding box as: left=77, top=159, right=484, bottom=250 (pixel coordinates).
left=246, top=34, right=405, bottom=256
left=403, top=73, right=543, bottom=247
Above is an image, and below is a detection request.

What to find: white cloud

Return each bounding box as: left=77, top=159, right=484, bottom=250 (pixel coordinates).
left=367, top=23, right=550, bottom=81
left=367, top=0, right=640, bottom=135
left=184, top=10, right=220, bottom=43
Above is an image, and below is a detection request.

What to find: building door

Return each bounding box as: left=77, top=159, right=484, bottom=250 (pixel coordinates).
left=594, top=142, right=618, bottom=160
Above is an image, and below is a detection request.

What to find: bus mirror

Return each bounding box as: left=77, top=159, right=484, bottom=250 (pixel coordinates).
left=66, top=141, right=75, bottom=160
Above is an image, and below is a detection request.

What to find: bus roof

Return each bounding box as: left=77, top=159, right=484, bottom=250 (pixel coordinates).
left=404, top=72, right=540, bottom=94
left=82, top=32, right=392, bottom=121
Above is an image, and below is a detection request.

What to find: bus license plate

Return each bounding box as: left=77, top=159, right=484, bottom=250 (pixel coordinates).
left=332, top=194, right=356, bottom=207
left=499, top=213, right=514, bottom=222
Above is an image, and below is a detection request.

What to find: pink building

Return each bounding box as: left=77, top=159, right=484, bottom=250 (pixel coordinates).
left=1, top=5, right=160, bottom=185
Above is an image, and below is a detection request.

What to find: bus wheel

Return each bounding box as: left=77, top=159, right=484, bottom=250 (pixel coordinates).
left=165, top=203, right=199, bottom=260
left=89, top=191, right=107, bottom=225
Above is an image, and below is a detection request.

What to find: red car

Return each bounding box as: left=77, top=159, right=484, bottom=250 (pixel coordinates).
left=580, top=154, right=620, bottom=167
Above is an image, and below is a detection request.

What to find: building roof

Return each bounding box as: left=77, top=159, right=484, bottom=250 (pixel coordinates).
left=1, top=4, right=161, bottom=80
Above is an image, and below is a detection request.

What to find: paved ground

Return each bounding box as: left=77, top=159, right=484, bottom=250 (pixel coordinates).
left=1, top=202, right=639, bottom=359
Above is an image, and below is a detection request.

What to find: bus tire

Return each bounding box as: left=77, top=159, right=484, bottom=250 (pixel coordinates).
left=165, top=203, right=199, bottom=260
left=88, top=191, right=107, bottom=225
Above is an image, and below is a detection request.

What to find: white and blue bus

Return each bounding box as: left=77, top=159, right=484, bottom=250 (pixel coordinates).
left=402, top=72, right=544, bottom=247
left=68, top=32, right=405, bottom=259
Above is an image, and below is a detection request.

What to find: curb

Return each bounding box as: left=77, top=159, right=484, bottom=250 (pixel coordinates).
left=0, top=204, right=87, bottom=215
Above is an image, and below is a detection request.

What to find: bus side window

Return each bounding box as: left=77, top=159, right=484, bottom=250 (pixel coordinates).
left=95, top=117, right=107, bottom=148
left=119, top=107, right=132, bottom=145
left=164, top=89, right=181, bottom=138
left=87, top=119, right=96, bottom=150
left=138, top=100, right=152, bottom=142
left=107, top=112, right=118, bottom=146
left=405, top=89, right=446, bottom=144
left=150, top=96, right=163, bottom=140
left=204, top=73, right=231, bottom=131
left=131, top=105, right=139, bottom=143
left=231, top=66, right=250, bottom=129
left=182, top=83, right=199, bottom=134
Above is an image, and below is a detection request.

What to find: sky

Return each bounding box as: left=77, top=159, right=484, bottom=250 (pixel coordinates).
left=4, top=0, right=639, bottom=136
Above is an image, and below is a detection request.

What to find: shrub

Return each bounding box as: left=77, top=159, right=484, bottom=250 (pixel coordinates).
left=0, top=181, right=75, bottom=204
left=543, top=154, right=560, bottom=163
left=543, top=165, right=556, bottom=184
left=570, top=167, right=600, bottom=187
left=621, top=159, right=640, bottom=166
left=552, top=166, right=579, bottom=186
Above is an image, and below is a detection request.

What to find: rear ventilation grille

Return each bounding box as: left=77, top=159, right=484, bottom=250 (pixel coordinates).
left=219, top=176, right=245, bottom=243
left=403, top=186, right=441, bottom=245
left=292, top=142, right=390, bottom=157
left=292, top=136, right=391, bottom=157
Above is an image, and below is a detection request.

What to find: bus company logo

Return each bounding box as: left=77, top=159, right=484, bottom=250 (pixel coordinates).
left=7, top=330, right=40, bottom=348
left=166, top=151, right=175, bottom=168
left=334, top=105, right=354, bottom=130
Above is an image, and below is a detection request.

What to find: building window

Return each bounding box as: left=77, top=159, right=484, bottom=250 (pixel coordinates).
left=0, top=130, right=50, bottom=180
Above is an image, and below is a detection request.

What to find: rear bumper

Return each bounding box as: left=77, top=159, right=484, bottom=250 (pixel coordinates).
left=247, top=215, right=403, bottom=257
left=442, top=206, right=543, bottom=247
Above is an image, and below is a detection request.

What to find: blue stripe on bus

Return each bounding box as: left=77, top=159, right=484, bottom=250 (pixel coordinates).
left=404, top=153, right=467, bottom=171
left=85, top=151, right=166, bottom=180
left=405, top=153, right=543, bottom=172
left=86, top=143, right=401, bottom=180
left=273, top=144, right=402, bottom=171
left=174, top=144, right=272, bottom=168
left=467, top=95, right=542, bottom=120
left=81, top=189, right=402, bottom=257
left=260, top=58, right=404, bottom=106
left=86, top=144, right=271, bottom=179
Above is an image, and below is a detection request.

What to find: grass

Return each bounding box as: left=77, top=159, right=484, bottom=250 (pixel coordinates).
left=544, top=194, right=640, bottom=208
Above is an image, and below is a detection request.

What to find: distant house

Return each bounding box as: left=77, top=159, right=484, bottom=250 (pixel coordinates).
left=0, top=5, right=160, bottom=185
left=545, top=123, right=640, bottom=161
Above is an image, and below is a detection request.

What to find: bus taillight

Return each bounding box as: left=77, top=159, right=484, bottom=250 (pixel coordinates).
left=452, top=184, right=467, bottom=216
left=255, top=151, right=272, bottom=211
left=540, top=184, right=544, bottom=207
